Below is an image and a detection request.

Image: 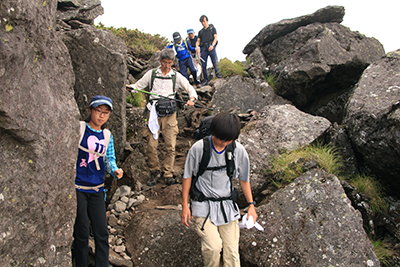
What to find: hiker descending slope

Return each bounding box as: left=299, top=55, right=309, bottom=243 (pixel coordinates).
left=167, top=31, right=201, bottom=88
left=196, top=15, right=222, bottom=86
left=126, top=48, right=198, bottom=186
left=73, top=95, right=123, bottom=267
left=181, top=113, right=258, bottom=267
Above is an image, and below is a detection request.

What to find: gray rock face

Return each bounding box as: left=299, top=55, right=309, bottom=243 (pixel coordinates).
left=211, top=75, right=291, bottom=114
left=243, top=5, right=345, bottom=55
left=239, top=104, right=331, bottom=191
left=244, top=5, right=385, bottom=124
left=344, top=51, right=400, bottom=192
left=61, top=25, right=127, bottom=158
left=57, top=0, right=104, bottom=24
left=267, top=22, right=384, bottom=113
left=0, top=0, right=79, bottom=265
left=240, top=169, right=380, bottom=266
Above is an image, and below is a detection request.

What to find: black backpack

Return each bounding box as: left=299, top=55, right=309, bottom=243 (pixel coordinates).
left=193, top=115, right=214, bottom=140
left=189, top=136, right=238, bottom=228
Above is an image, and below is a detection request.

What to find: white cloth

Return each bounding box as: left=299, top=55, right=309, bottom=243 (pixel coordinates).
left=148, top=102, right=159, bottom=140
left=239, top=213, right=264, bottom=231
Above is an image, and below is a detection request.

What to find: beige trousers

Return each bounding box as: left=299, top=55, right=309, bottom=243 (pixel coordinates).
left=144, top=112, right=179, bottom=178
left=195, top=217, right=240, bottom=267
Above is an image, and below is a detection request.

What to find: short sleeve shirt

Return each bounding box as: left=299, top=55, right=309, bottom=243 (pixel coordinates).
left=183, top=136, right=250, bottom=226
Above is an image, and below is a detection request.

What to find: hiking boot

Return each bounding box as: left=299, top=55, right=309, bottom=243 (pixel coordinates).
left=201, top=80, right=208, bottom=87
left=147, top=170, right=160, bottom=186
left=165, top=177, right=177, bottom=186
left=196, top=84, right=201, bottom=89
left=216, top=73, right=223, bottom=79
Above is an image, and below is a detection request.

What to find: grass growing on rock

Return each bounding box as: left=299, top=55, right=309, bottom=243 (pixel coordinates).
left=126, top=92, right=146, bottom=107
left=349, top=174, right=387, bottom=214
left=95, top=22, right=169, bottom=59
left=219, top=58, right=245, bottom=77
left=269, top=143, right=343, bottom=184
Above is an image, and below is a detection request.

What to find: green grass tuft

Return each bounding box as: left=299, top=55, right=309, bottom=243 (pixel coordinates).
left=269, top=143, right=343, bottom=183
left=349, top=174, right=387, bottom=214
left=219, top=58, right=244, bottom=77
left=95, top=22, right=169, bottom=60
left=126, top=92, right=146, bottom=107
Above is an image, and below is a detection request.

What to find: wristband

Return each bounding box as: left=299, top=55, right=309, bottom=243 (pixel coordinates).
left=248, top=201, right=256, bottom=206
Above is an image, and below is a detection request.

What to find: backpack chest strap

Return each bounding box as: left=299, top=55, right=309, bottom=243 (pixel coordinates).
left=78, top=145, right=106, bottom=171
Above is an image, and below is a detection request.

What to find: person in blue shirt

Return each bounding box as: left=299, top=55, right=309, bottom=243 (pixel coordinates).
left=167, top=32, right=201, bottom=88
left=73, top=95, right=123, bottom=267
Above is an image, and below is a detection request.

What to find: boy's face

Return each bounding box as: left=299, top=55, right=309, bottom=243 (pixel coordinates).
left=212, top=136, right=233, bottom=148
left=188, top=33, right=195, bottom=39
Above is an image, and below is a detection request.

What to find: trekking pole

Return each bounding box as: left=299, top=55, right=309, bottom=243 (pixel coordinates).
left=126, top=86, right=213, bottom=111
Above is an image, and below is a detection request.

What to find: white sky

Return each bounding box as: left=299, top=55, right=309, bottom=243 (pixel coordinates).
left=94, top=0, right=399, bottom=62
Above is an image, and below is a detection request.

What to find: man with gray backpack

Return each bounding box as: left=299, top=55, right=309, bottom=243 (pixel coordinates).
left=181, top=112, right=258, bottom=267
left=127, top=48, right=198, bottom=186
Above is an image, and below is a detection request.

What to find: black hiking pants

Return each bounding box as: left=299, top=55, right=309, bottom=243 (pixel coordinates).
left=73, top=190, right=109, bottom=267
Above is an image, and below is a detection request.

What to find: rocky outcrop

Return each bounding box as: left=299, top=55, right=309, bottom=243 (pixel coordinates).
left=211, top=75, right=291, bottom=113
left=240, top=169, right=380, bottom=266
left=61, top=25, right=128, bottom=158
left=56, top=0, right=104, bottom=25
left=245, top=6, right=385, bottom=124
left=238, top=104, right=331, bottom=194
left=344, top=51, right=400, bottom=193
left=243, top=5, right=345, bottom=55
left=0, top=0, right=79, bottom=265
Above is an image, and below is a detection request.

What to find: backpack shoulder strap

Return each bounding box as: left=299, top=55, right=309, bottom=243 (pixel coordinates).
left=78, top=121, right=86, bottom=146
left=171, top=70, right=176, bottom=92
left=103, top=129, right=111, bottom=152
left=150, top=68, right=157, bottom=91
left=225, top=141, right=236, bottom=179
left=183, top=39, right=189, bottom=51
left=197, top=136, right=211, bottom=178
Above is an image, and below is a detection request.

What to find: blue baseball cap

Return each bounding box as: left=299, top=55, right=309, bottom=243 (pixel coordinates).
left=90, top=95, right=113, bottom=110
left=187, top=28, right=194, bottom=34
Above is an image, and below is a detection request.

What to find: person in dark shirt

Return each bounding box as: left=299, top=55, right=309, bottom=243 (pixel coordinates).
left=196, top=15, right=222, bottom=86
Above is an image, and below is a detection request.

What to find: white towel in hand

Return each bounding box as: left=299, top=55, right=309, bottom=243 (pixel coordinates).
left=239, top=213, right=264, bottom=231
left=148, top=102, right=159, bottom=140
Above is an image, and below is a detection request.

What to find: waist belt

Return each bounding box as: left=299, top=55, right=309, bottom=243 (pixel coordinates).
left=75, top=183, right=104, bottom=192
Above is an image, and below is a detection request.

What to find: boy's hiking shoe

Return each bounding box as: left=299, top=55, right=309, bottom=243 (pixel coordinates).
left=165, top=177, right=177, bottom=186
left=147, top=170, right=161, bottom=186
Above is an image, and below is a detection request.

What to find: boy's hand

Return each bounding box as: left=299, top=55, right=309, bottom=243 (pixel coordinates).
left=181, top=205, right=191, bottom=227
left=248, top=205, right=257, bottom=223
left=114, top=168, right=123, bottom=179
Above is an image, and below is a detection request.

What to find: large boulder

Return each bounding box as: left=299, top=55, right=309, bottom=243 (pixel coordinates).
left=0, top=0, right=79, bottom=265
left=344, top=51, right=400, bottom=193
left=61, top=25, right=128, bottom=159
left=266, top=22, right=384, bottom=122
left=56, top=0, right=104, bottom=25
left=240, top=169, right=380, bottom=266
left=245, top=6, right=385, bottom=123
left=211, top=76, right=291, bottom=114
left=243, top=5, right=345, bottom=55
left=238, top=104, right=331, bottom=193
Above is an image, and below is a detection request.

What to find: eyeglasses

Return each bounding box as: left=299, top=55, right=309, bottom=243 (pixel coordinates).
left=93, top=108, right=111, bottom=116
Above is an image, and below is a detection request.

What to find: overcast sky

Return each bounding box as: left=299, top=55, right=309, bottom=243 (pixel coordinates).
left=94, top=0, right=398, bottom=62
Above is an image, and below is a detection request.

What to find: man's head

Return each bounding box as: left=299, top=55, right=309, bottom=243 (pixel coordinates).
left=210, top=113, right=241, bottom=141
left=187, top=29, right=195, bottom=39
left=159, top=48, right=175, bottom=72
left=199, top=15, right=209, bottom=28
left=173, top=32, right=181, bottom=44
